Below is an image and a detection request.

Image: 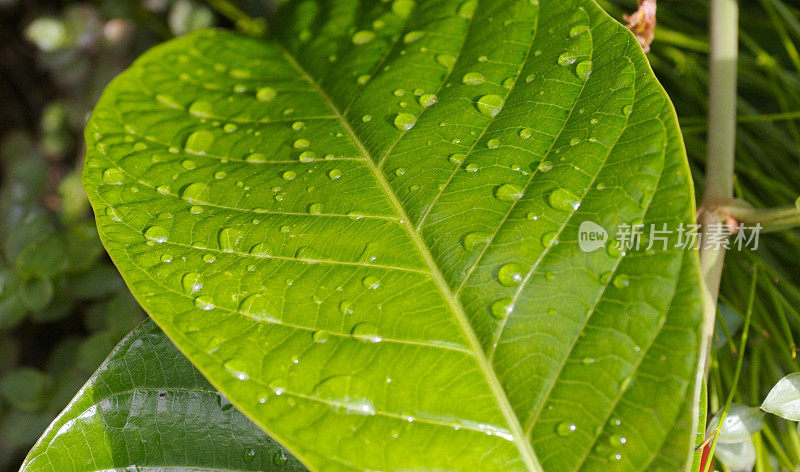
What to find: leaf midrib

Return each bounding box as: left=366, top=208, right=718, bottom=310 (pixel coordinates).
left=276, top=43, right=544, bottom=472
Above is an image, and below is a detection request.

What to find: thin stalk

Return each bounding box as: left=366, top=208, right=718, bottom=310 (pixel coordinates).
left=754, top=432, right=776, bottom=472
left=717, top=306, right=739, bottom=354
left=681, top=110, right=800, bottom=127
left=204, top=0, right=266, bottom=36
left=697, top=0, right=739, bottom=376
left=764, top=274, right=797, bottom=361
left=761, top=424, right=796, bottom=470
left=785, top=421, right=800, bottom=464
left=702, top=266, right=758, bottom=472
left=721, top=204, right=800, bottom=232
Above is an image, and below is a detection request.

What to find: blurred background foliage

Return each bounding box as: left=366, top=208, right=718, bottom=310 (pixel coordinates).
left=0, top=0, right=233, bottom=468
left=1, top=0, right=800, bottom=471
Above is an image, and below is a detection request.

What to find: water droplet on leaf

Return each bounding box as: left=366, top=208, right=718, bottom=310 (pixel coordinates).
left=476, top=94, right=504, bottom=117
left=541, top=231, right=558, bottom=247
left=570, top=24, right=588, bottom=37
left=339, top=300, right=354, bottom=315
left=463, top=232, right=491, bottom=250
left=188, top=100, right=213, bottom=118
left=458, top=0, right=477, bottom=19
left=419, top=94, right=438, bottom=107
left=218, top=227, right=243, bottom=251
left=576, top=60, right=593, bottom=80
left=613, top=274, right=630, bottom=289
left=144, top=226, right=168, bottom=243
left=549, top=188, right=581, bottom=211
left=352, top=30, right=375, bottom=45
left=403, top=31, right=425, bottom=43
left=392, top=0, right=415, bottom=18
left=556, top=422, right=577, bottom=436
left=256, top=87, right=277, bottom=102
left=299, top=151, right=316, bottom=162
left=223, top=359, right=250, bottom=380
left=495, top=183, right=524, bottom=202
left=362, top=275, right=381, bottom=290
left=491, top=297, right=513, bottom=319
left=351, top=323, right=382, bottom=343
left=181, top=272, right=202, bottom=294
left=462, top=72, right=486, bottom=85
left=497, top=263, right=525, bottom=287
left=436, top=54, right=456, bottom=69
left=394, top=113, right=417, bottom=131
left=102, top=168, right=124, bottom=184
left=194, top=295, right=215, bottom=310
left=558, top=52, right=578, bottom=66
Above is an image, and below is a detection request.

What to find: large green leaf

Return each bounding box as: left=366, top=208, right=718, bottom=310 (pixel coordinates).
left=20, top=320, right=307, bottom=471
left=81, top=0, right=704, bottom=470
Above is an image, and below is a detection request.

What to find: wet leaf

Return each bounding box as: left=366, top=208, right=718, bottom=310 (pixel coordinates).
left=20, top=321, right=307, bottom=472
left=79, top=1, right=703, bottom=470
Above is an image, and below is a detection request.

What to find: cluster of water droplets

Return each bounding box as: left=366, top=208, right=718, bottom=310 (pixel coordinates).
left=92, top=6, right=653, bottom=449
left=548, top=414, right=630, bottom=464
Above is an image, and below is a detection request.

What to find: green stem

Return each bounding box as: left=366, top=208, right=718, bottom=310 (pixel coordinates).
left=698, top=0, right=739, bottom=371
left=702, top=266, right=758, bottom=472
left=695, top=11, right=740, bottom=463
left=697, top=0, right=739, bottom=383
left=761, top=424, right=796, bottom=470
left=681, top=110, right=800, bottom=126
left=764, top=274, right=797, bottom=361
left=204, top=0, right=266, bottom=36
left=717, top=200, right=800, bottom=232
left=696, top=6, right=740, bottom=466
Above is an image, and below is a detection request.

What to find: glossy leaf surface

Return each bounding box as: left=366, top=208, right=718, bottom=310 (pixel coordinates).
left=762, top=373, right=800, bottom=421
left=81, top=0, right=703, bottom=470
left=706, top=404, right=765, bottom=444
left=20, top=321, right=307, bottom=472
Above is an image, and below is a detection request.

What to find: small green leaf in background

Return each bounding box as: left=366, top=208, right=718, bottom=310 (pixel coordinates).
left=81, top=0, right=704, bottom=470
left=18, top=277, right=54, bottom=312
left=15, top=234, right=68, bottom=278
left=0, top=368, right=54, bottom=413
left=713, top=439, right=757, bottom=472
left=706, top=403, right=765, bottom=443
left=762, top=373, right=800, bottom=421
left=20, top=321, right=307, bottom=472
left=0, top=268, right=26, bottom=329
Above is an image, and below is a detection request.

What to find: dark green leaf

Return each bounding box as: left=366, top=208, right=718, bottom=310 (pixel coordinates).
left=18, top=276, right=54, bottom=312
left=20, top=321, right=307, bottom=472
left=0, top=268, right=27, bottom=329
left=0, top=368, right=53, bottom=413
left=15, top=234, right=69, bottom=278
left=66, top=263, right=124, bottom=299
